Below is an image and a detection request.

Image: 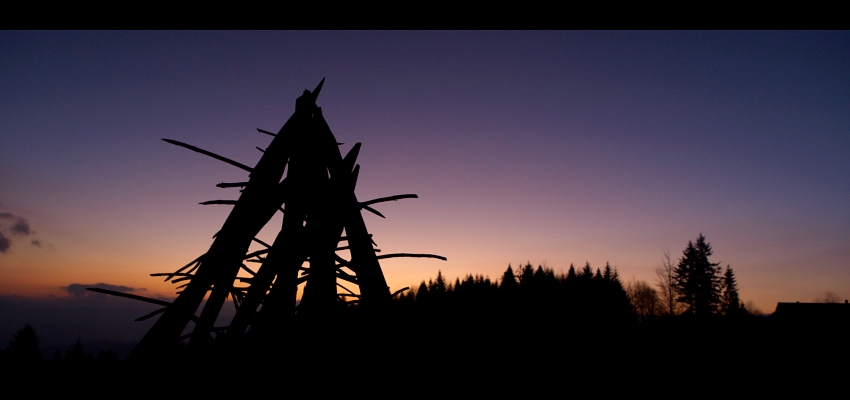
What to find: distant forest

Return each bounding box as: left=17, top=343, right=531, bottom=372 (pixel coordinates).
left=2, top=234, right=846, bottom=375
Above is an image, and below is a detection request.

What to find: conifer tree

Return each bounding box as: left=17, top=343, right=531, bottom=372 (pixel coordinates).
left=721, top=265, right=743, bottom=315
left=579, top=262, right=593, bottom=280
left=416, top=281, right=429, bottom=302
left=7, top=324, right=41, bottom=365
left=429, top=271, right=447, bottom=295
left=673, top=234, right=722, bottom=316
left=500, top=264, right=517, bottom=290
left=64, top=339, right=88, bottom=365
left=566, top=264, right=577, bottom=281
left=603, top=262, right=614, bottom=281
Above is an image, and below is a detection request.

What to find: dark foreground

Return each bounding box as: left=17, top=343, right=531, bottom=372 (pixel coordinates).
left=1, top=308, right=846, bottom=393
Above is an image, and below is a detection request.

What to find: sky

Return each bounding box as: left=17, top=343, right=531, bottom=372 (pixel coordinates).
left=1, top=31, right=848, bottom=345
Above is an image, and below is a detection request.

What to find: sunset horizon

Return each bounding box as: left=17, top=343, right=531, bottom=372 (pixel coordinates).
left=2, top=31, right=848, bottom=350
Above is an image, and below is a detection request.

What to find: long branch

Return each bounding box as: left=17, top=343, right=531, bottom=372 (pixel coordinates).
left=87, top=288, right=172, bottom=307
left=360, top=194, right=418, bottom=207
left=376, top=253, right=447, bottom=261
left=162, top=138, right=253, bottom=172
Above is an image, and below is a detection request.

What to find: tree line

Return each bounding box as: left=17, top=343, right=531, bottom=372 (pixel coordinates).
left=2, top=233, right=752, bottom=368
left=0, top=324, right=119, bottom=369
left=397, top=233, right=747, bottom=325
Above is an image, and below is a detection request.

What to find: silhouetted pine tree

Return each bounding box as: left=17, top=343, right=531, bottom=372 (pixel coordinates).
left=721, top=265, right=744, bottom=316
left=7, top=324, right=41, bottom=366
left=579, top=262, right=593, bottom=281
left=429, top=271, right=447, bottom=297
left=673, top=234, right=722, bottom=316
left=500, top=264, right=517, bottom=290
left=416, top=281, right=429, bottom=303
left=603, top=262, right=613, bottom=281
left=64, top=339, right=89, bottom=365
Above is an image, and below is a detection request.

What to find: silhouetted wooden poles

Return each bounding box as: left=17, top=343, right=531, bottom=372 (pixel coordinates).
left=312, top=109, right=394, bottom=309
left=92, top=80, right=445, bottom=362
left=124, top=82, right=323, bottom=362
left=222, top=128, right=311, bottom=349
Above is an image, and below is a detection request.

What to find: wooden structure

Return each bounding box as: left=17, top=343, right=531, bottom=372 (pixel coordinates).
left=89, top=80, right=444, bottom=362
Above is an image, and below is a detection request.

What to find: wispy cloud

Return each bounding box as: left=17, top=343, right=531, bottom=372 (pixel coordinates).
left=0, top=212, right=41, bottom=254
left=11, top=218, right=31, bottom=235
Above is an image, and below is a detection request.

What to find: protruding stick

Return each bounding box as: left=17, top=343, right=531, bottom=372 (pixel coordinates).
left=151, top=273, right=194, bottom=277
left=360, top=194, right=418, bottom=207
left=240, top=264, right=256, bottom=276
left=135, top=307, right=167, bottom=322
left=252, top=238, right=272, bottom=248
left=342, top=144, right=361, bottom=174
left=257, top=128, right=276, bottom=137
left=376, top=253, right=447, bottom=261
left=162, top=138, right=253, bottom=173
left=337, top=271, right=358, bottom=284
left=217, top=182, right=248, bottom=188
left=337, top=283, right=358, bottom=296
left=200, top=200, right=237, bottom=206
left=310, top=78, right=325, bottom=102
left=244, top=249, right=270, bottom=260
left=362, top=205, right=385, bottom=218
left=163, top=255, right=204, bottom=282
left=87, top=288, right=171, bottom=307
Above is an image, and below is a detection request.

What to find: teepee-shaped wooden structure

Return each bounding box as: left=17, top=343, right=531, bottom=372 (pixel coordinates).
left=90, top=80, right=444, bottom=362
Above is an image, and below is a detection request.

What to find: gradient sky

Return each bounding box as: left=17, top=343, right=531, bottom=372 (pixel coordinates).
left=1, top=31, right=848, bottom=337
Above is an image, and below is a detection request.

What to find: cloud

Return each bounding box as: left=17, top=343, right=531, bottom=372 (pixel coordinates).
left=63, top=283, right=143, bottom=297
left=0, top=232, right=9, bottom=253
left=0, top=212, right=41, bottom=254
left=11, top=218, right=31, bottom=235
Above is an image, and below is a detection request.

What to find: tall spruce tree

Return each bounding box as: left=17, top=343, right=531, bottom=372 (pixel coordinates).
left=566, top=264, right=577, bottom=281
left=500, top=264, right=517, bottom=290
left=7, top=324, right=41, bottom=365
left=673, top=234, right=722, bottom=316
left=721, top=265, right=743, bottom=315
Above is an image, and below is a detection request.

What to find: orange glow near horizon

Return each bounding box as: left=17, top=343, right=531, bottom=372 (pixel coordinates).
left=2, top=31, right=849, bottom=323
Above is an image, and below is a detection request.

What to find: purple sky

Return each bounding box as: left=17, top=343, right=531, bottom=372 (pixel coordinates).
left=1, top=31, right=848, bottom=343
